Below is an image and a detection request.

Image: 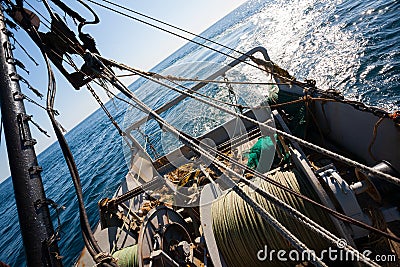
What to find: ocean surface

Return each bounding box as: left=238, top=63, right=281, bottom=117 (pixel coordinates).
left=0, top=0, right=399, bottom=265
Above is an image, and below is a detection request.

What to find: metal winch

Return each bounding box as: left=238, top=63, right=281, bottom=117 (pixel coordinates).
left=137, top=206, right=194, bottom=267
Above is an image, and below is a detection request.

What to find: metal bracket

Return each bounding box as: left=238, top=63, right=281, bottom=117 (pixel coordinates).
left=316, top=164, right=372, bottom=239
left=20, top=113, right=32, bottom=121
left=16, top=113, right=37, bottom=146
left=9, top=71, right=19, bottom=81
left=29, top=165, right=43, bottom=175
left=272, top=110, right=356, bottom=244
left=13, top=92, right=24, bottom=101
left=23, top=138, right=37, bottom=146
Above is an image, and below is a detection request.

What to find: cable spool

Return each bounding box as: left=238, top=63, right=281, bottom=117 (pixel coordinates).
left=210, top=169, right=341, bottom=267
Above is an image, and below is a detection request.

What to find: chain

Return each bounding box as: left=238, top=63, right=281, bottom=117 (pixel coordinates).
left=223, top=74, right=243, bottom=114
left=136, top=127, right=160, bottom=158
left=86, top=84, right=125, bottom=136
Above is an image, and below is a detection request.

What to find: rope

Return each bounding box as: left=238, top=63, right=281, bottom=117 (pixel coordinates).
left=97, top=66, right=380, bottom=266
left=9, top=2, right=396, bottom=264
left=25, top=23, right=117, bottom=266
left=86, top=83, right=124, bottom=136
left=112, top=245, right=138, bottom=267
left=8, top=30, right=39, bottom=66
left=118, top=72, right=290, bottom=86
left=96, top=55, right=400, bottom=244
left=107, top=58, right=255, bottom=111
left=22, top=0, right=301, bottom=95
left=22, top=0, right=396, bottom=123
left=7, top=2, right=371, bottom=266
left=85, top=0, right=299, bottom=83
left=18, top=1, right=145, bottom=137
left=20, top=93, right=60, bottom=115
left=212, top=170, right=337, bottom=267
left=92, top=54, right=400, bottom=246
left=95, top=0, right=266, bottom=64
left=11, top=73, right=44, bottom=98
left=101, top=56, right=400, bottom=186
left=21, top=0, right=377, bottom=123
left=26, top=115, right=51, bottom=137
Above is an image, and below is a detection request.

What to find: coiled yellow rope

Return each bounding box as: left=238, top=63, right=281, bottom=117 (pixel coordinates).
left=211, top=169, right=338, bottom=267
left=112, top=245, right=139, bottom=267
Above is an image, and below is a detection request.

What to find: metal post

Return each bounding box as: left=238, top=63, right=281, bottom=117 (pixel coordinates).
left=0, top=11, right=63, bottom=267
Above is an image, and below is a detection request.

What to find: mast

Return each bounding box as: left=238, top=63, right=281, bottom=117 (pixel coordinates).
left=0, top=9, right=63, bottom=267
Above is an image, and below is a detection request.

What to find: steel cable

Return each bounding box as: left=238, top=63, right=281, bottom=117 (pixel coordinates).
left=97, top=66, right=379, bottom=266
left=85, top=0, right=300, bottom=83
left=100, top=55, right=400, bottom=186
left=96, top=55, right=400, bottom=244
left=9, top=1, right=396, bottom=266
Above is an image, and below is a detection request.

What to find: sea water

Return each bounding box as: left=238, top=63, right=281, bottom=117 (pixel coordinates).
left=0, top=0, right=399, bottom=265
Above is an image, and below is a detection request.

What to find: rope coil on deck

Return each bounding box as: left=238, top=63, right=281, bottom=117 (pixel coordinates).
left=112, top=245, right=139, bottom=267
left=211, top=169, right=338, bottom=267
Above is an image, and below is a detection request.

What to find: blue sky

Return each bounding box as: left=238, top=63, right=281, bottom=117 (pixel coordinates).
left=0, top=0, right=248, bottom=182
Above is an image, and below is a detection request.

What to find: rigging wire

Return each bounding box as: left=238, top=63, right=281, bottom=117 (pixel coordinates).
left=97, top=69, right=328, bottom=267
left=23, top=0, right=144, bottom=116
left=45, top=55, right=117, bottom=267
left=105, top=56, right=400, bottom=185
left=41, top=0, right=57, bottom=20
left=95, top=0, right=260, bottom=61
left=8, top=33, right=39, bottom=65
left=100, top=55, right=400, bottom=187
left=12, top=72, right=44, bottom=98
left=22, top=0, right=300, bottom=113
left=22, top=0, right=394, bottom=122
left=21, top=1, right=146, bottom=154
left=21, top=0, right=132, bottom=137
left=20, top=93, right=60, bottom=115
left=26, top=115, right=50, bottom=137
left=86, top=83, right=124, bottom=135
left=0, top=23, right=40, bottom=65
left=20, top=1, right=184, bottom=122
left=85, top=0, right=301, bottom=84
left=12, top=0, right=398, bottom=244
left=212, top=170, right=340, bottom=267
left=96, top=67, right=379, bottom=266
left=125, top=81, right=400, bottom=244
left=104, top=55, right=387, bottom=247
left=23, top=19, right=117, bottom=265
left=117, top=72, right=291, bottom=86
left=102, top=57, right=267, bottom=111
left=10, top=5, right=135, bottom=264
left=86, top=0, right=392, bottom=116
left=8, top=1, right=396, bottom=264
left=93, top=55, right=400, bottom=244
left=25, top=4, right=375, bottom=233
